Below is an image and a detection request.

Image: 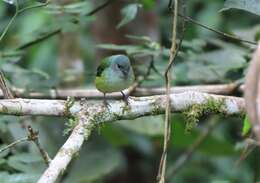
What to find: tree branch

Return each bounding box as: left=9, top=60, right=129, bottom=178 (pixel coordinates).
left=2, top=83, right=241, bottom=99
left=36, top=91, right=245, bottom=183
left=37, top=111, right=93, bottom=183
left=0, top=92, right=245, bottom=117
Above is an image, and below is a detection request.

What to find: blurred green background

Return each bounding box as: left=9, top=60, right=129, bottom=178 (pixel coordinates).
left=0, top=0, right=260, bottom=182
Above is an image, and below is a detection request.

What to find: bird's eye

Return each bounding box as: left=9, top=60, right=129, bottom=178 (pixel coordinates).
left=117, top=64, right=123, bottom=69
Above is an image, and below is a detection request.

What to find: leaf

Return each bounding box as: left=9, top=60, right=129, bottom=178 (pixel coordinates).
left=17, top=27, right=61, bottom=50
left=118, top=116, right=164, bottom=136
left=0, top=50, right=23, bottom=63
left=102, top=124, right=154, bottom=155
left=101, top=124, right=130, bottom=146
left=7, top=153, right=44, bottom=173
left=141, top=0, right=155, bottom=9
left=1, top=0, right=14, bottom=5
left=171, top=116, right=236, bottom=156
left=117, top=3, right=142, bottom=29
left=1, top=63, right=55, bottom=90
left=64, top=141, right=124, bottom=183
left=222, top=0, right=260, bottom=16
left=97, top=43, right=161, bottom=56
left=0, top=172, right=38, bottom=183
left=179, top=48, right=247, bottom=83
left=232, top=25, right=260, bottom=44
left=242, top=115, right=252, bottom=136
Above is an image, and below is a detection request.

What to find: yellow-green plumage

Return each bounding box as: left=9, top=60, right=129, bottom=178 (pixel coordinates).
left=95, top=55, right=135, bottom=93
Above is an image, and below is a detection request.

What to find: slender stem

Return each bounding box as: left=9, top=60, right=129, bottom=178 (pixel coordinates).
left=86, top=0, right=116, bottom=16
left=166, top=120, right=218, bottom=177
left=177, top=12, right=257, bottom=45
left=14, top=0, right=117, bottom=49
left=27, top=125, right=51, bottom=165
left=0, top=137, right=28, bottom=153
left=0, top=0, right=19, bottom=42
left=0, top=71, right=14, bottom=99
left=0, top=0, right=50, bottom=43
left=18, top=1, right=50, bottom=14
left=158, top=1, right=179, bottom=182
left=17, top=28, right=61, bottom=50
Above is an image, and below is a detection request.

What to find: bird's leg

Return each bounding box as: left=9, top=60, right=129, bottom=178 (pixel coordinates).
left=103, top=93, right=110, bottom=108
left=121, top=91, right=129, bottom=105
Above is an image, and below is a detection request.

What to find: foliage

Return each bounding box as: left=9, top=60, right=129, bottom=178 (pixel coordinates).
left=222, top=0, right=260, bottom=16
left=0, top=0, right=259, bottom=182
left=117, top=3, right=142, bottom=29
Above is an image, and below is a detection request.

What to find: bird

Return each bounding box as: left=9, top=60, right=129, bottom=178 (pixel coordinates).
left=95, top=54, right=135, bottom=106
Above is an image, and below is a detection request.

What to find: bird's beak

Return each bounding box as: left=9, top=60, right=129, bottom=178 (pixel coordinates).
left=122, top=69, right=128, bottom=76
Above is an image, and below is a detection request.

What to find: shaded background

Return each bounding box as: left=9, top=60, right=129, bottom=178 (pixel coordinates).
left=0, top=0, right=260, bottom=182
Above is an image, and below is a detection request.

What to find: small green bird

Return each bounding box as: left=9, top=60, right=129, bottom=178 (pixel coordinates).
left=95, top=54, right=135, bottom=106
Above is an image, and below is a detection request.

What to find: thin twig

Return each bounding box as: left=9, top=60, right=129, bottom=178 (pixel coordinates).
left=166, top=120, right=218, bottom=177
left=0, top=125, right=51, bottom=166
left=0, top=137, right=28, bottom=153
left=18, top=0, right=50, bottom=14
left=234, top=137, right=257, bottom=167
left=2, top=0, right=115, bottom=48
left=0, top=71, right=14, bottom=99
left=0, top=0, right=19, bottom=42
left=27, top=125, right=51, bottom=166
left=176, top=12, right=257, bottom=45
left=0, top=0, right=50, bottom=43
left=86, top=0, right=116, bottom=16
left=17, top=28, right=61, bottom=50
left=127, top=56, right=162, bottom=96
left=157, top=1, right=179, bottom=182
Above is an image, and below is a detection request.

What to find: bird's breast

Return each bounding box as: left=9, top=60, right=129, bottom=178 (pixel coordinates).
left=95, top=68, right=134, bottom=93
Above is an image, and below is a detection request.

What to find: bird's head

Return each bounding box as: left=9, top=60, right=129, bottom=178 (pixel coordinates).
left=110, top=55, right=131, bottom=78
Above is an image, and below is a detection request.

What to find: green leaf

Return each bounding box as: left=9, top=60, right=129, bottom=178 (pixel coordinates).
left=117, top=3, right=142, bottom=29
left=1, top=63, right=55, bottom=90
left=0, top=172, right=39, bottom=183
left=172, top=116, right=236, bottom=156
left=0, top=50, right=23, bottom=63
left=178, top=48, right=247, bottom=83
left=118, top=116, right=164, bottom=136
left=141, top=0, right=155, bottom=9
left=222, top=0, right=260, bottom=16
left=101, top=124, right=130, bottom=146
left=232, top=25, right=260, bottom=44
left=242, top=115, right=252, bottom=136
left=7, top=153, right=44, bottom=173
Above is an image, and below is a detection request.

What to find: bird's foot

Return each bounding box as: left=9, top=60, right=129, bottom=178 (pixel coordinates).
left=102, top=93, right=111, bottom=109
left=103, top=99, right=111, bottom=108
left=123, top=97, right=129, bottom=105
left=121, top=91, right=129, bottom=105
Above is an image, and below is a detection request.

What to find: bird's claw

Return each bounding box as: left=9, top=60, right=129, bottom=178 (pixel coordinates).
left=103, top=99, right=111, bottom=108
left=121, top=91, right=129, bottom=105
left=123, top=97, right=129, bottom=105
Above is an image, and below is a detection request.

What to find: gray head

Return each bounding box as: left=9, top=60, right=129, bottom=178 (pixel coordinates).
left=109, top=55, right=131, bottom=78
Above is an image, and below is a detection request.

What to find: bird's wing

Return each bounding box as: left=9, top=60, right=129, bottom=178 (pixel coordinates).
left=96, top=58, right=109, bottom=77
